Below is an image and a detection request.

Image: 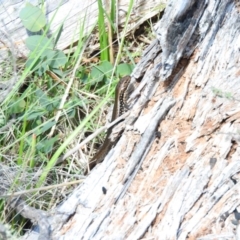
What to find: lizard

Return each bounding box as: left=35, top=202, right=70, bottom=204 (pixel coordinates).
left=88, top=75, right=134, bottom=170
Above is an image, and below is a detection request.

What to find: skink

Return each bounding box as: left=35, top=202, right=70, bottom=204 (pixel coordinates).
left=89, top=76, right=133, bottom=170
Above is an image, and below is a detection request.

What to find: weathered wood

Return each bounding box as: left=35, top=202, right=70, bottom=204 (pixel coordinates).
left=22, top=0, right=240, bottom=239
left=0, top=0, right=166, bottom=61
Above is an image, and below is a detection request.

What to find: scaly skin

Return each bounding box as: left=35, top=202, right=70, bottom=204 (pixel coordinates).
left=89, top=76, right=132, bottom=170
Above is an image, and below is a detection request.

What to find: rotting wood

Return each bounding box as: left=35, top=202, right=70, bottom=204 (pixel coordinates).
left=18, top=0, right=240, bottom=239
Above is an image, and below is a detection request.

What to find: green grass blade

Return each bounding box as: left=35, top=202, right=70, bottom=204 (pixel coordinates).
left=35, top=87, right=115, bottom=187
left=97, top=0, right=109, bottom=61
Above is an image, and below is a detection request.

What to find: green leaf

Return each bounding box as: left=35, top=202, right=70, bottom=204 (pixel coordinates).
left=19, top=4, right=46, bottom=32
left=36, top=119, right=42, bottom=126
left=25, top=35, right=53, bottom=52
left=27, top=48, right=66, bottom=76
left=26, top=109, right=45, bottom=120
left=37, top=65, right=48, bottom=76
left=25, top=57, right=42, bottom=72
left=90, top=66, right=104, bottom=83
left=98, top=61, right=113, bottom=77
left=36, top=136, right=58, bottom=153
left=67, top=108, right=76, bottom=118
left=90, top=61, right=113, bottom=83
left=45, top=50, right=67, bottom=68
left=116, top=63, right=134, bottom=77
left=9, top=100, right=26, bottom=114
left=35, top=88, right=50, bottom=108
left=38, top=121, right=56, bottom=135
left=35, top=88, right=58, bottom=112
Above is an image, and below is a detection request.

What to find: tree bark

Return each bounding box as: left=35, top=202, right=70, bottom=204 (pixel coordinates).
left=24, top=0, right=240, bottom=239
